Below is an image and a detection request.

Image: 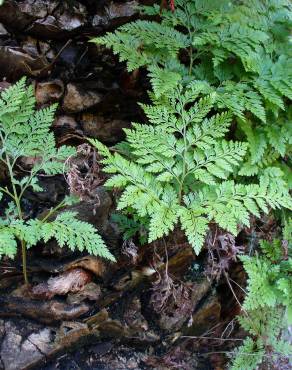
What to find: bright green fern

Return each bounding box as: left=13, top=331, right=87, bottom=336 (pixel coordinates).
left=230, top=235, right=292, bottom=369
left=89, top=80, right=291, bottom=254
left=92, top=0, right=292, bottom=183
left=0, top=78, right=115, bottom=284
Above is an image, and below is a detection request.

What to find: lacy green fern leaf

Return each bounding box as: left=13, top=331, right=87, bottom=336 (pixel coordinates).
left=29, top=212, right=115, bottom=261
left=0, top=79, right=114, bottom=280
left=0, top=228, right=17, bottom=258
left=233, top=235, right=292, bottom=369
left=92, top=0, right=292, bottom=186
left=92, top=20, right=189, bottom=71
left=230, top=337, right=265, bottom=370
left=90, top=80, right=291, bottom=254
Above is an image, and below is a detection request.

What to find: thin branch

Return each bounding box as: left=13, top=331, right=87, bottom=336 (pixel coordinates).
left=181, top=335, right=243, bottom=342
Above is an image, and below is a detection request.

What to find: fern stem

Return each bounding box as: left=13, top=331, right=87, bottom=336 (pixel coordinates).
left=188, top=47, right=194, bottom=75
left=0, top=186, right=15, bottom=200
left=40, top=199, right=67, bottom=223
left=178, top=96, right=188, bottom=203
left=185, top=3, right=194, bottom=75
left=18, top=167, right=39, bottom=201
left=5, top=153, right=29, bottom=284
left=21, top=240, right=28, bottom=285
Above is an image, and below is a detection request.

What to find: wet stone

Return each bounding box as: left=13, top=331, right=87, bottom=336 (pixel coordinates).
left=0, top=23, right=8, bottom=36
left=35, top=79, right=64, bottom=105
left=184, top=292, right=221, bottom=336
left=0, top=321, right=54, bottom=370
left=63, top=83, right=103, bottom=113
left=92, top=1, right=138, bottom=28
left=81, top=113, right=130, bottom=143
left=53, top=115, right=78, bottom=130
left=0, top=46, right=49, bottom=80
left=18, top=0, right=58, bottom=19
left=67, top=282, right=102, bottom=305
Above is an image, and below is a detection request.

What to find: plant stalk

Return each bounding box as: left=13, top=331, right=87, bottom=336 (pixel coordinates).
left=5, top=154, right=29, bottom=284
left=21, top=240, right=28, bottom=285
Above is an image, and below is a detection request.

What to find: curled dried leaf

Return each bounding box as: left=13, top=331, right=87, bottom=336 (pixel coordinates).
left=206, top=230, right=245, bottom=281
left=150, top=271, right=192, bottom=317
left=32, top=268, right=92, bottom=299
left=65, top=143, right=103, bottom=214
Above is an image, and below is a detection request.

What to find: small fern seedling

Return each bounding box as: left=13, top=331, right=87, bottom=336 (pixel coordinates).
left=89, top=79, right=292, bottom=254
left=0, top=78, right=115, bottom=284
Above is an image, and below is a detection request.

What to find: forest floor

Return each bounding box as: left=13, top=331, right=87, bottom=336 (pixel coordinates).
left=0, top=1, right=273, bottom=369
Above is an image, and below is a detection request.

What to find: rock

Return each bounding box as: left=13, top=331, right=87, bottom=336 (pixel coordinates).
left=63, top=83, right=102, bottom=113
left=65, top=187, right=112, bottom=231
left=0, top=81, right=11, bottom=92
left=81, top=113, right=130, bottom=143
left=191, top=278, right=212, bottom=304
left=0, top=320, right=4, bottom=342
left=18, top=155, right=43, bottom=171
left=53, top=115, right=79, bottom=130
left=22, top=175, right=66, bottom=204
left=53, top=115, right=83, bottom=146
left=0, top=1, right=87, bottom=39
left=57, top=8, right=87, bottom=32
left=67, top=282, right=101, bottom=305
left=90, top=341, right=114, bottom=356
left=0, top=321, right=53, bottom=370
left=27, top=328, right=54, bottom=354
left=0, top=1, right=38, bottom=32
left=0, top=295, right=90, bottom=324
left=0, top=161, right=7, bottom=182
left=0, top=320, right=91, bottom=370
left=92, top=1, right=138, bottom=29
left=106, top=1, right=138, bottom=21
left=0, top=316, right=151, bottom=370
left=0, top=46, right=49, bottom=79
left=0, top=23, right=8, bottom=36
left=124, top=297, right=149, bottom=332
left=18, top=0, right=58, bottom=19
left=165, top=245, right=195, bottom=276
left=38, top=187, right=113, bottom=259
left=21, top=36, right=43, bottom=58
left=35, top=79, right=64, bottom=105
left=149, top=272, right=211, bottom=332
left=154, top=278, right=211, bottom=332
left=31, top=13, right=85, bottom=39
left=184, top=292, right=221, bottom=335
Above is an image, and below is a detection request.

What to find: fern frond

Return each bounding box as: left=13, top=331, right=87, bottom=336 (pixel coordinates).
left=0, top=228, right=17, bottom=258
left=92, top=20, right=189, bottom=71
left=230, top=337, right=265, bottom=370
left=0, top=79, right=113, bottom=265
left=29, top=212, right=115, bottom=261
left=179, top=208, right=208, bottom=254
left=148, top=204, right=179, bottom=242
left=148, top=65, right=182, bottom=97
